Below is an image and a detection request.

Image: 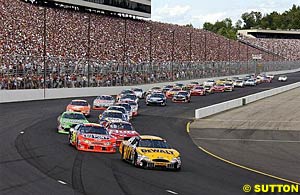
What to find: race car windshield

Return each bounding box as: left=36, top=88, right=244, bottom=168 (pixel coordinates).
left=151, top=94, right=164, bottom=98
left=172, top=88, right=181, bottom=91
left=63, top=113, right=86, bottom=120
left=133, top=88, right=143, bottom=92
left=99, top=96, right=114, bottom=100
left=138, top=139, right=171, bottom=149
left=108, top=107, right=126, bottom=114
left=128, top=102, right=137, bottom=106
left=121, top=94, right=136, bottom=100
left=122, top=90, right=133, bottom=94
left=103, top=112, right=123, bottom=119
left=216, top=84, right=224, bottom=86
left=225, top=84, right=232, bottom=86
left=71, top=101, right=88, bottom=106
left=177, top=92, right=188, bottom=96
left=81, top=126, right=108, bottom=134
left=109, top=123, right=133, bottom=131
left=195, top=87, right=204, bottom=90
left=117, top=104, right=131, bottom=111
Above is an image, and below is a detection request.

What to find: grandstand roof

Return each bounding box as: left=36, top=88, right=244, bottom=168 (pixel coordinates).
left=238, top=29, right=300, bottom=39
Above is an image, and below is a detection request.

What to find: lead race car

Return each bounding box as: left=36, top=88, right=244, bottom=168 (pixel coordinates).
left=119, top=135, right=181, bottom=170
left=69, top=123, right=117, bottom=153
left=57, top=111, right=89, bottom=134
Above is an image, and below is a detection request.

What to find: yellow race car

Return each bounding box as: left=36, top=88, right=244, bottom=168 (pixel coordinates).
left=119, top=135, right=181, bottom=170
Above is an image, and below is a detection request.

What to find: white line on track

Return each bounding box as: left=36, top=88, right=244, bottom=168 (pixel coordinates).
left=194, top=138, right=300, bottom=143
left=166, top=190, right=178, bottom=194
left=57, top=180, right=67, bottom=185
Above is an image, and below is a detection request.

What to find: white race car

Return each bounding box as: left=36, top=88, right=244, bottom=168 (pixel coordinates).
left=278, top=75, right=287, bottom=82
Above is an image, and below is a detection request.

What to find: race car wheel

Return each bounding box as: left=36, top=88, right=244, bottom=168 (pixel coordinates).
left=132, top=151, right=138, bottom=167
left=68, top=135, right=73, bottom=146
left=121, top=147, right=125, bottom=161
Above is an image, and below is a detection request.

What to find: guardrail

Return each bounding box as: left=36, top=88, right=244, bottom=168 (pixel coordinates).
left=195, top=82, right=300, bottom=119
left=1, top=68, right=300, bottom=103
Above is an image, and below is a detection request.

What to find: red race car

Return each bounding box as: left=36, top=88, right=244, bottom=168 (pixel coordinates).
left=69, top=123, right=117, bottom=153
left=190, top=86, right=206, bottom=96
left=213, top=84, right=225, bottom=92
left=105, top=121, right=139, bottom=146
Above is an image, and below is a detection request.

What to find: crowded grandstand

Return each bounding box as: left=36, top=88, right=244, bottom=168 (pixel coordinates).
left=0, top=0, right=299, bottom=90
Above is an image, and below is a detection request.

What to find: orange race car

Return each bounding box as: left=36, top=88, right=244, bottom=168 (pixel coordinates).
left=165, top=87, right=182, bottom=99
left=68, top=123, right=117, bottom=153
left=66, top=99, right=91, bottom=116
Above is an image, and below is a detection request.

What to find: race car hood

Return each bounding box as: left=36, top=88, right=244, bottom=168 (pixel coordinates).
left=137, top=147, right=180, bottom=161
left=60, top=118, right=87, bottom=125
left=82, top=133, right=111, bottom=140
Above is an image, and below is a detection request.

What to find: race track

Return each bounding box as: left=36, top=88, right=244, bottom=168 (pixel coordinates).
left=1, top=72, right=300, bottom=195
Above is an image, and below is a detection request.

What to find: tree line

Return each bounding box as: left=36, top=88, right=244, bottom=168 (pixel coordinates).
left=201, top=4, right=300, bottom=40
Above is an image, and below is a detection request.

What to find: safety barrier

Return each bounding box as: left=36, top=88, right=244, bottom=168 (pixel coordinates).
left=1, top=68, right=300, bottom=103
left=195, top=82, right=300, bottom=119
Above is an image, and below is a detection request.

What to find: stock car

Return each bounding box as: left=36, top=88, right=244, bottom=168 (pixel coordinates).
left=162, top=85, right=174, bottom=93
left=93, top=95, right=115, bottom=110
left=203, top=80, right=215, bottom=86
left=68, top=123, right=117, bottom=153
left=224, top=83, right=234, bottom=92
left=204, top=85, right=214, bottom=94
left=57, top=111, right=89, bottom=134
left=119, top=135, right=181, bottom=170
left=145, top=87, right=163, bottom=96
left=127, top=101, right=139, bottom=116
left=190, top=86, right=206, bottom=96
left=132, top=88, right=144, bottom=99
left=119, top=94, right=139, bottom=104
left=116, top=102, right=133, bottom=119
left=245, top=79, right=256, bottom=86
left=278, top=75, right=287, bottom=82
left=98, top=110, right=127, bottom=125
left=172, top=91, right=191, bottom=103
left=66, top=100, right=91, bottom=116
left=165, top=87, right=182, bottom=98
left=213, top=84, right=226, bottom=92
left=116, top=89, right=135, bottom=101
left=146, top=93, right=167, bottom=106
left=107, top=106, right=130, bottom=121
left=105, top=121, right=139, bottom=146
left=233, top=80, right=244, bottom=87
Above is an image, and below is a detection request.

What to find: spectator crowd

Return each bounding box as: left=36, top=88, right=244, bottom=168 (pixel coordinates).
left=1, top=0, right=299, bottom=89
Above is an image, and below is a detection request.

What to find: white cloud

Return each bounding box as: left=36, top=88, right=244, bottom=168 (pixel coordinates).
left=191, top=12, right=227, bottom=25
left=155, top=4, right=191, bottom=18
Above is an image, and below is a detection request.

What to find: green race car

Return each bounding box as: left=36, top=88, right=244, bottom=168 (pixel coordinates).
left=57, top=111, right=89, bottom=134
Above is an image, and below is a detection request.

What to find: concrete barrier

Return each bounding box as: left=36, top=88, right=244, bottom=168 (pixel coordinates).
left=195, top=82, right=300, bottom=119
left=1, top=68, right=299, bottom=103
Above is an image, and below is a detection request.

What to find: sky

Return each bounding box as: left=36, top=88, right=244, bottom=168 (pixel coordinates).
left=151, top=0, right=300, bottom=28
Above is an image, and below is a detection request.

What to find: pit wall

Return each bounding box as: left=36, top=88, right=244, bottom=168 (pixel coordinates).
left=1, top=68, right=299, bottom=103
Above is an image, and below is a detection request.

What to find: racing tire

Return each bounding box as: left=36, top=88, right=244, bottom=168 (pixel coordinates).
left=121, top=147, right=125, bottom=161
left=132, top=151, right=138, bottom=167
left=68, top=135, right=73, bottom=146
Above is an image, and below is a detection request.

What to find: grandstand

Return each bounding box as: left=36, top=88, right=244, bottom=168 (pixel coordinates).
left=238, top=29, right=300, bottom=61
left=0, top=0, right=299, bottom=90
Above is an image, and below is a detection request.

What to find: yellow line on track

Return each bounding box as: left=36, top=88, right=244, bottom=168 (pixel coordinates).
left=186, top=121, right=300, bottom=185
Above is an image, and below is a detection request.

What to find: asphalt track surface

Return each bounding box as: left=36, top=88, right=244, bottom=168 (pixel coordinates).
left=1, top=72, right=300, bottom=195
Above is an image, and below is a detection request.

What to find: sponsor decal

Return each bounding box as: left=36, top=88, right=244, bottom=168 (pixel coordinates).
left=141, top=149, right=174, bottom=155
left=83, top=134, right=110, bottom=140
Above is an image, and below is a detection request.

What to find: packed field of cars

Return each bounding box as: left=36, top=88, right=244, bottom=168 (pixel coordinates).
left=56, top=73, right=287, bottom=170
